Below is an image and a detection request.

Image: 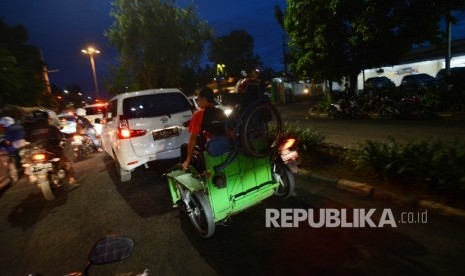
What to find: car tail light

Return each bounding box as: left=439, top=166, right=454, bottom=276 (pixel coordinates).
left=118, top=117, right=147, bottom=139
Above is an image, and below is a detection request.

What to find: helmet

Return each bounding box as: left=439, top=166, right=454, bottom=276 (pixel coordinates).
left=76, top=108, right=86, bottom=116
left=0, top=117, right=15, bottom=127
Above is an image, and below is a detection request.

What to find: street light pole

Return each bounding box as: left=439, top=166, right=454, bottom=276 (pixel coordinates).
left=81, top=47, right=100, bottom=99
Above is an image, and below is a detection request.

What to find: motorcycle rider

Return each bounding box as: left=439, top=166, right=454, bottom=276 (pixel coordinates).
left=75, top=108, right=103, bottom=152
left=23, top=110, right=79, bottom=185
left=0, top=116, right=27, bottom=170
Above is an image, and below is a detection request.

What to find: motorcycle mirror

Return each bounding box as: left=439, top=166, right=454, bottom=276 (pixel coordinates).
left=88, top=235, right=134, bottom=265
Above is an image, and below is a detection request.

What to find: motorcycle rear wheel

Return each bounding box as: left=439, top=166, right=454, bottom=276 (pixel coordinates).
left=273, top=161, right=295, bottom=198
left=188, top=191, right=215, bottom=238
left=39, top=180, right=56, bottom=200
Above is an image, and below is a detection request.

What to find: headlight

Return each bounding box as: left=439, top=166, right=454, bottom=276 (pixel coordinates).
left=224, top=108, right=233, bottom=117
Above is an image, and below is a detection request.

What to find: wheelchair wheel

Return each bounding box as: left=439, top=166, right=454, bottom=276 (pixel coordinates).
left=240, top=103, right=282, bottom=157
left=188, top=191, right=215, bottom=238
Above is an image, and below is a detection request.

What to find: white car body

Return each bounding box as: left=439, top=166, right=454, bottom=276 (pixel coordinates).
left=101, top=88, right=192, bottom=182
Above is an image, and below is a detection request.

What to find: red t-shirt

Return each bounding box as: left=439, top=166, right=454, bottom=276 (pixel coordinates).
left=188, top=109, right=205, bottom=135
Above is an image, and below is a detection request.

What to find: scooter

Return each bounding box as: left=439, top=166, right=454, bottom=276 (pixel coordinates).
left=22, top=142, right=67, bottom=200
left=69, top=124, right=96, bottom=161
left=166, top=84, right=297, bottom=238
left=378, top=95, right=436, bottom=119
left=328, top=97, right=368, bottom=119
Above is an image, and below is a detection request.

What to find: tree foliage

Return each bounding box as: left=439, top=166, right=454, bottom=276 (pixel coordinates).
left=0, top=19, right=47, bottom=107
left=105, top=0, right=213, bottom=94
left=208, top=30, right=262, bottom=79
left=284, top=0, right=465, bottom=91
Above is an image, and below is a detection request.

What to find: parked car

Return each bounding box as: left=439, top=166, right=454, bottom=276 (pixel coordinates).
left=101, top=88, right=192, bottom=182
left=435, top=67, right=465, bottom=91
left=364, top=76, right=395, bottom=96
left=399, top=73, right=439, bottom=93
left=188, top=96, right=233, bottom=117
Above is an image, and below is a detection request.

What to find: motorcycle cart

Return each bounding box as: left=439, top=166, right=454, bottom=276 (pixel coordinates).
left=166, top=84, right=298, bottom=238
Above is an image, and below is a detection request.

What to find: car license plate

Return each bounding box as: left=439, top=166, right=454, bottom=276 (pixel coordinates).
left=32, top=163, right=53, bottom=173
left=152, top=127, right=179, bottom=140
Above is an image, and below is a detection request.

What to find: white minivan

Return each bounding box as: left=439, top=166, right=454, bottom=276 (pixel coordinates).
left=101, top=89, right=192, bottom=182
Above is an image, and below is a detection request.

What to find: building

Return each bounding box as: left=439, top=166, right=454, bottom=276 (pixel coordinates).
left=358, top=39, right=465, bottom=89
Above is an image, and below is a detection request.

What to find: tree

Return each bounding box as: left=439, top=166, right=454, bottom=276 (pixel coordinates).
left=105, top=0, right=213, bottom=94
left=0, top=19, right=46, bottom=107
left=208, top=30, right=262, bottom=79
left=284, top=0, right=461, bottom=93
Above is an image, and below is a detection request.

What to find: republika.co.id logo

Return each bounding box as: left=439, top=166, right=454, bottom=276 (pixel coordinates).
left=265, top=208, right=428, bottom=228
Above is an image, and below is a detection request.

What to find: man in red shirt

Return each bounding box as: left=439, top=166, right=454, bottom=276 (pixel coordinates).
left=181, top=87, right=227, bottom=171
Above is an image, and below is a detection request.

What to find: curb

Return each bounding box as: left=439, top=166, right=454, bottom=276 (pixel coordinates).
left=297, top=169, right=465, bottom=219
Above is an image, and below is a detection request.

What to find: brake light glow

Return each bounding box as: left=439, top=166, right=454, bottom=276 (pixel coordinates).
left=118, top=118, right=147, bottom=139
left=280, top=138, right=296, bottom=151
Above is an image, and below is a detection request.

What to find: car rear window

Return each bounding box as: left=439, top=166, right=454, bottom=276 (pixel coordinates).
left=85, top=106, right=107, bottom=115
left=123, top=93, right=191, bottom=118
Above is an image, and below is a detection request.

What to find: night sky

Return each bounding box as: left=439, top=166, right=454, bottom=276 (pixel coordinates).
left=1, top=1, right=464, bottom=100
left=0, top=0, right=287, bottom=99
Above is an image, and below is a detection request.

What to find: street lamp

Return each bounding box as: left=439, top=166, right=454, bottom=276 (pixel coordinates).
left=81, top=46, right=100, bottom=99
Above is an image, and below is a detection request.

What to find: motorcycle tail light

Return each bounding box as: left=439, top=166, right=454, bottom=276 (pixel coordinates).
left=32, top=153, right=46, bottom=162
left=280, top=138, right=296, bottom=151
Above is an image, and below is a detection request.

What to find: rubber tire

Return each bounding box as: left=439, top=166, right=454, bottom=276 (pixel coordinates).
left=273, top=161, right=295, bottom=198
left=240, top=103, right=282, bottom=158
left=114, top=153, right=131, bottom=182
left=39, top=180, right=56, bottom=200
left=378, top=108, right=394, bottom=120
left=188, top=191, right=215, bottom=238
left=328, top=106, right=338, bottom=119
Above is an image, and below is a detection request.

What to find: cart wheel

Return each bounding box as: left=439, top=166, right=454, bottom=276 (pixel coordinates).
left=188, top=191, right=215, bottom=238
left=273, top=161, right=295, bottom=198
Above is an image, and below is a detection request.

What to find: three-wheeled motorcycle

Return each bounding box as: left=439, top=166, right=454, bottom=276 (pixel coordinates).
left=166, top=84, right=299, bottom=238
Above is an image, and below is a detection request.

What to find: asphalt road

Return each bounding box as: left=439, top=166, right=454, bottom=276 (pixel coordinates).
left=1, top=105, right=465, bottom=275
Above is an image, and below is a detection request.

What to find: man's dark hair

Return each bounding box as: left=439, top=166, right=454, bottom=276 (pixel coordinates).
left=198, top=87, right=215, bottom=103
